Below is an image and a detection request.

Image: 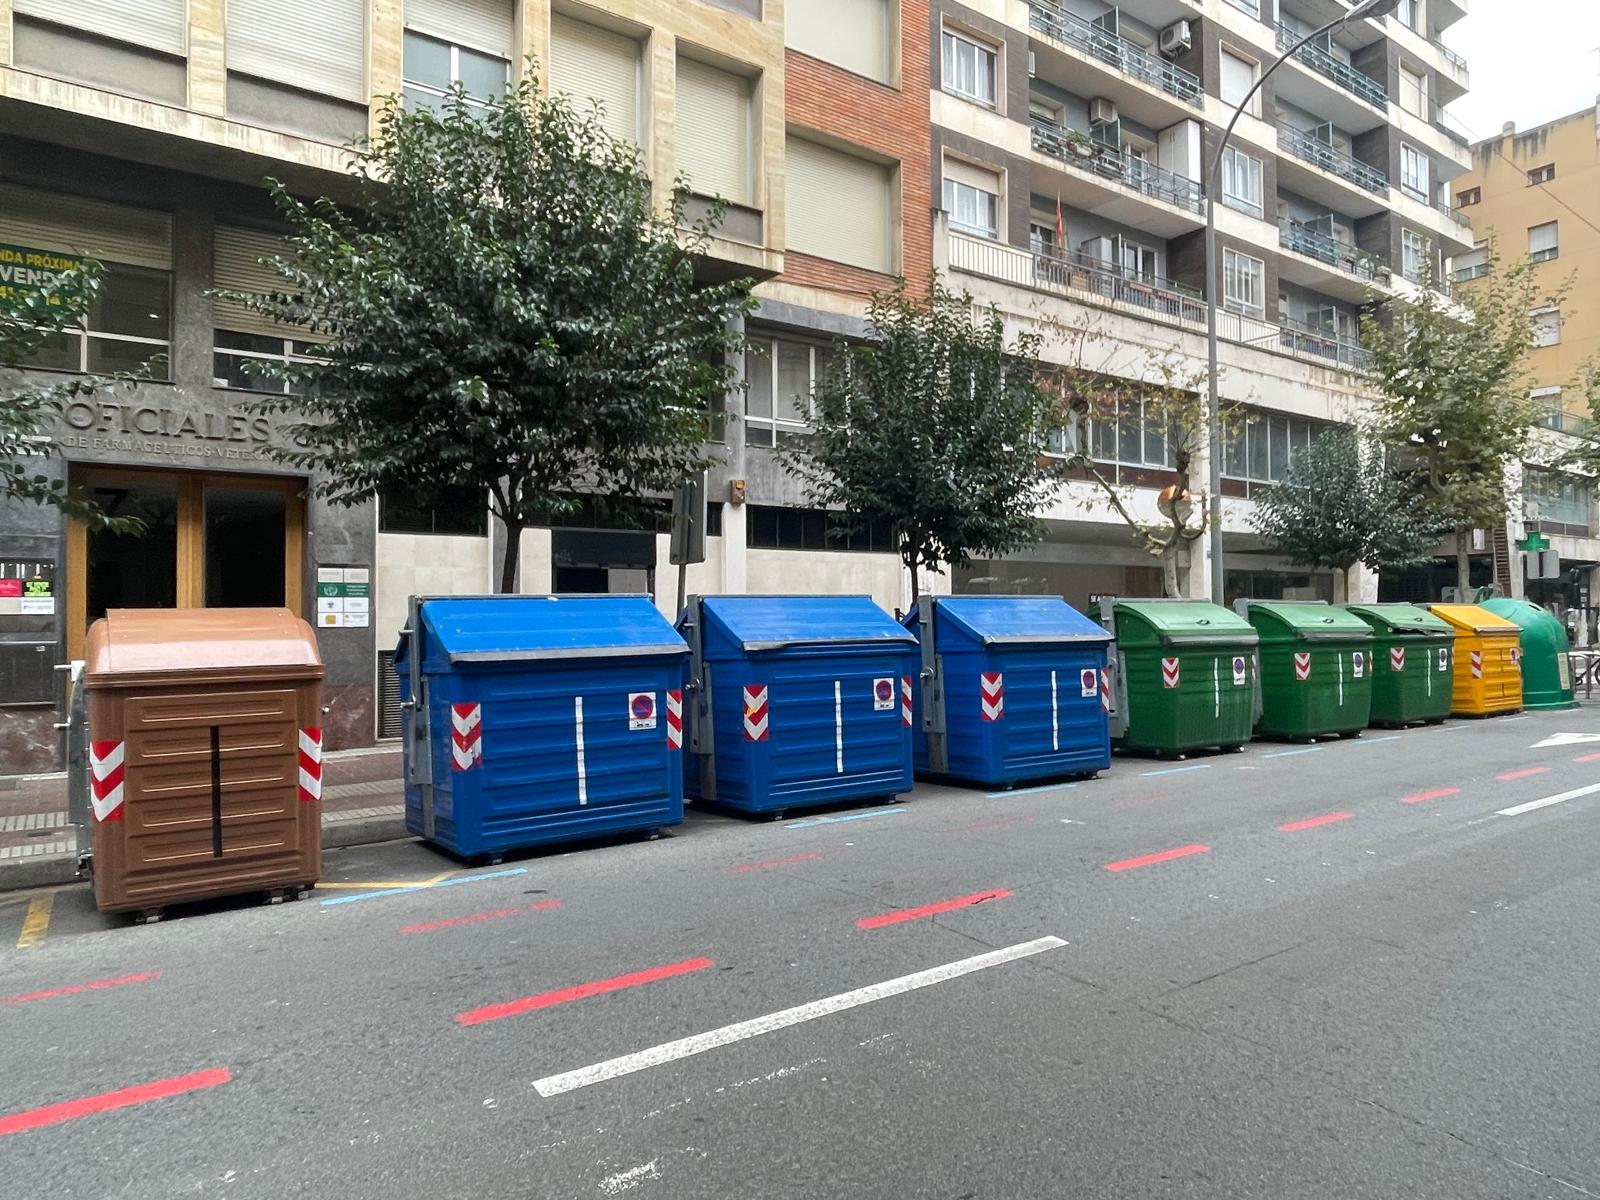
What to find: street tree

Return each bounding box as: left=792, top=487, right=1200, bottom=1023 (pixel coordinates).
left=223, top=76, right=753, bottom=593
left=1250, top=425, right=1442, bottom=599
left=1362, top=252, right=1552, bottom=594
left=782, top=279, right=1057, bottom=603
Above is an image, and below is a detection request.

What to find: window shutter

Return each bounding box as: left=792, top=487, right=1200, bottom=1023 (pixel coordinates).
left=550, top=13, right=641, bottom=146
left=403, top=0, right=513, bottom=56
left=228, top=0, right=367, bottom=104
left=785, top=0, right=888, bottom=82
left=1220, top=52, right=1255, bottom=107
left=1529, top=222, right=1558, bottom=255
left=941, top=156, right=1000, bottom=194
left=14, top=0, right=186, bottom=56
left=675, top=57, right=752, bottom=206
left=0, top=184, right=171, bottom=270
left=213, top=226, right=304, bottom=339
left=786, top=138, right=892, bottom=273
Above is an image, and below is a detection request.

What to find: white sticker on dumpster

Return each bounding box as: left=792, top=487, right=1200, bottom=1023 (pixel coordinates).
left=628, top=692, right=657, bottom=731
left=1080, top=668, right=1097, bottom=697
left=1352, top=651, right=1365, bottom=679
left=1232, top=656, right=1247, bottom=686
left=872, top=678, right=895, bottom=711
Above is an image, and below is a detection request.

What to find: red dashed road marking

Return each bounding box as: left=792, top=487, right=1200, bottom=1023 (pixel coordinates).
left=1403, top=788, right=1461, bottom=804
left=948, top=815, right=1037, bottom=835
left=401, top=900, right=561, bottom=935
left=857, top=889, right=1012, bottom=929
left=455, top=957, right=715, bottom=1027
left=1575, top=753, right=1600, bottom=764
left=1497, top=767, right=1550, bottom=782
left=0, top=1069, right=231, bottom=1138
left=1279, top=812, right=1354, bottom=832
left=729, top=852, right=823, bottom=874
left=1104, top=844, right=1209, bottom=872
left=2, top=970, right=160, bottom=1006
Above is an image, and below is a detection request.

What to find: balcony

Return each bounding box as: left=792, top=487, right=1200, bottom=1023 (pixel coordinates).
left=1030, top=120, right=1203, bottom=215
left=1431, top=102, right=1471, bottom=149
left=1436, top=198, right=1472, bottom=234
left=1277, top=316, right=1374, bottom=373
left=1275, top=25, right=1387, bottom=110
left=1277, top=123, right=1387, bottom=195
left=1438, top=44, right=1468, bottom=74
left=1029, top=3, right=1203, bottom=109
left=1279, top=218, right=1390, bottom=284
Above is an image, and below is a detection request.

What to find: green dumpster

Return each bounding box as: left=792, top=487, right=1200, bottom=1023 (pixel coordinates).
left=1480, top=598, right=1576, bottom=710
left=1344, top=603, right=1456, bottom=727
left=1090, top=598, right=1259, bottom=756
left=1238, top=601, right=1374, bottom=739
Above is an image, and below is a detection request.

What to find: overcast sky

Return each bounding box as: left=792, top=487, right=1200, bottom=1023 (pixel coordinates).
left=1445, top=0, right=1600, bottom=139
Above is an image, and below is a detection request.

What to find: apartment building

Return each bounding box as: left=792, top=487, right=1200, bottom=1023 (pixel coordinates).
left=1448, top=100, right=1600, bottom=631
left=928, top=0, right=1471, bottom=605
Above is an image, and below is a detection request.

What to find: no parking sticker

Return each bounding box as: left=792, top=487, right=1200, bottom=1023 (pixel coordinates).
left=1352, top=651, right=1365, bottom=679
left=1438, top=647, right=1450, bottom=672
left=873, top=678, right=895, bottom=711
left=1231, top=655, right=1247, bottom=686
left=628, top=692, right=657, bottom=731
left=1080, top=668, right=1098, bottom=697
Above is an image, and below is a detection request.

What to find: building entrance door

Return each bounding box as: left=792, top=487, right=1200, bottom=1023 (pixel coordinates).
left=67, top=466, right=304, bottom=659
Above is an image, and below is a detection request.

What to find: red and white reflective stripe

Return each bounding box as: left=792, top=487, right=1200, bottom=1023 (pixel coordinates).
left=1470, top=650, right=1483, bottom=679
left=297, top=727, right=323, bottom=803
left=980, top=672, right=1004, bottom=721
left=1390, top=646, right=1405, bottom=672
left=1161, top=657, right=1180, bottom=690
left=743, top=685, right=769, bottom=742
left=1294, top=652, right=1311, bottom=682
left=665, top=690, right=683, bottom=750
left=88, top=740, right=126, bottom=823
left=900, top=676, right=913, bottom=728
left=451, top=703, right=483, bottom=770
left=1099, top=667, right=1111, bottom=713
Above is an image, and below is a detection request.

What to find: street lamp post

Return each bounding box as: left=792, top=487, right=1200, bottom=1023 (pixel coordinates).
left=1203, top=0, right=1402, bottom=603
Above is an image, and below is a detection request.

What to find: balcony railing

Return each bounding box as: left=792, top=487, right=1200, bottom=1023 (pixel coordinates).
left=1275, top=25, right=1388, bottom=109
left=1030, top=120, right=1204, bottom=215
left=1436, top=198, right=1472, bottom=231
left=1438, top=44, right=1468, bottom=75
left=1431, top=103, right=1471, bottom=148
left=1277, top=316, right=1374, bottom=373
left=1277, top=123, right=1387, bottom=195
left=1029, top=3, right=1203, bottom=108
left=1279, top=218, right=1390, bottom=283
left=1031, top=244, right=1207, bottom=322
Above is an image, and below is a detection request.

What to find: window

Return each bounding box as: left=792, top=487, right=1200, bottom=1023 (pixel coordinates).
left=942, top=159, right=1002, bottom=239
left=549, top=12, right=642, bottom=145
left=1400, top=144, right=1429, bottom=201
left=403, top=30, right=511, bottom=109
left=1402, top=230, right=1428, bottom=281
left=1222, top=410, right=1326, bottom=483
left=1524, top=469, right=1591, bottom=529
left=379, top=485, right=488, bottom=537
left=1221, top=147, right=1263, bottom=217
left=1220, top=49, right=1260, bottom=117
left=1394, top=0, right=1419, bottom=29
left=1456, top=186, right=1480, bottom=207
left=211, top=224, right=324, bottom=393
left=787, top=0, right=890, bottom=83
left=1399, top=62, right=1427, bottom=118
left=1073, top=393, right=1178, bottom=469
left=15, top=0, right=186, bottom=54
left=745, top=336, right=836, bottom=448
left=1531, top=306, right=1561, bottom=348
left=1028, top=97, right=1064, bottom=128
left=1527, top=163, right=1556, bottom=185
left=941, top=28, right=997, bottom=108
left=1223, top=249, right=1265, bottom=318
left=747, top=506, right=897, bottom=554
left=1221, top=0, right=1259, bottom=14
left=1528, top=221, right=1559, bottom=264
left=227, top=0, right=366, bottom=102
left=786, top=138, right=894, bottom=272
left=676, top=57, right=755, bottom=206
left=1531, top=386, right=1566, bottom=431
left=1453, top=243, right=1488, bottom=282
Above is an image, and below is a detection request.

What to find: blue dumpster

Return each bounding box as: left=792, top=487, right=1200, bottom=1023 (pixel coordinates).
left=680, top=595, right=917, bottom=817
left=907, top=596, right=1112, bottom=787
left=396, top=594, right=688, bottom=859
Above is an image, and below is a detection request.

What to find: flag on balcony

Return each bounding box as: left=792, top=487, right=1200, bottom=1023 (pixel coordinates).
left=1055, top=193, right=1065, bottom=244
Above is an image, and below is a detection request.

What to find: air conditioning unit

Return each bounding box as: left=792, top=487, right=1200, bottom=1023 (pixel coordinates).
left=1089, top=98, right=1119, bottom=126
left=1159, top=19, right=1192, bottom=57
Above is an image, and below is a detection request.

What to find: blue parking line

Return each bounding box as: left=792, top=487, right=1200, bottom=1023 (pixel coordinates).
left=1141, top=763, right=1212, bottom=777
left=319, top=867, right=528, bottom=907
left=985, top=783, right=1079, bottom=799
left=784, top=808, right=907, bottom=830
left=1347, top=734, right=1402, bottom=745
left=1260, top=746, right=1324, bottom=759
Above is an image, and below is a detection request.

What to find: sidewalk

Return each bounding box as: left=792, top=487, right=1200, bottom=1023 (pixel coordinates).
left=0, top=745, right=408, bottom=891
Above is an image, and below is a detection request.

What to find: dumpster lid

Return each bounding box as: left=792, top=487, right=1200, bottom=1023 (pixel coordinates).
left=699, top=595, right=916, bottom=653
left=1344, top=603, right=1454, bottom=637
left=1240, top=600, right=1373, bottom=642
left=931, top=596, right=1111, bottom=646
left=417, top=595, right=689, bottom=663
left=1098, top=599, right=1260, bottom=647
left=1426, top=603, right=1522, bottom=635
left=84, top=608, right=325, bottom=688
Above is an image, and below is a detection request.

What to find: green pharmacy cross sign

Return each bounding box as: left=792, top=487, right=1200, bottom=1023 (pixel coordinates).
left=1517, top=532, right=1550, bottom=553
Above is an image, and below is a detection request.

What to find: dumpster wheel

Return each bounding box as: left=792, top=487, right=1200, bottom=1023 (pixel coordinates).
left=132, top=908, right=163, bottom=925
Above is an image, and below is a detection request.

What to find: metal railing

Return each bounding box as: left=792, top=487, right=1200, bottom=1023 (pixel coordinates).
left=1030, top=120, right=1204, bottom=215
left=1279, top=218, right=1390, bottom=283
left=1029, top=3, right=1203, bottom=107
left=1275, top=25, right=1388, bottom=109
left=1277, top=316, right=1374, bottom=373
left=1437, top=44, right=1468, bottom=74
left=1277, top=122, right=1387, bottom=194
left=1436, top=199, right=1472, bottom=231
left=1431, top=103, right=1471, bottom=148
left=1453, top=262, right=1488, bottom=283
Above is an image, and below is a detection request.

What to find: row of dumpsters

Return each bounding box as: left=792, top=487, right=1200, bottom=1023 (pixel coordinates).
left=71, top=593, right=1576, bottom=918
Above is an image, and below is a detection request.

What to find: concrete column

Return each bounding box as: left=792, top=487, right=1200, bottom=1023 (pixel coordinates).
left=0, top=0, right=15, bottom=67
left=370, top=0, right=404, bottom=137
left=515, top=0, right=550, bottom=86
left=646, top=30, right=676, bottom=211
left=171, top=210, right=215, bottom=394
left=1350, top=563, right=1379, bottom=603
left=187, top=0, right=226, bottom=115
left=720, top=312, right=748, bottom=595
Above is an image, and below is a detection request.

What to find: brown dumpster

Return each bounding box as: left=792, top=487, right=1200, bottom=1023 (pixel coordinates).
left=84, top=608, right=325, bottom=916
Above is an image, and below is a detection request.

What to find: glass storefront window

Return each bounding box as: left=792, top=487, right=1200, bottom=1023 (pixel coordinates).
left=24, top=263, right=172, bottom=379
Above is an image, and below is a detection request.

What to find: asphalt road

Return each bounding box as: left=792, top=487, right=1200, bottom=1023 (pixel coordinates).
left=3, top=708, right=1600, bottom=1199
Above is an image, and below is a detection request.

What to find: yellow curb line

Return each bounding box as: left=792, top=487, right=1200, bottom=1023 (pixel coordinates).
left=17, top=893, right=54, bottom=949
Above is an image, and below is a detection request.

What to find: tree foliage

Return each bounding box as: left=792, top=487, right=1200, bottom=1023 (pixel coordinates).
left=1362, top=251, right=1552, bottom=591
left=0, top=262, right=141, bottom=531
left=225, top=75, right=753, bottom=592
left=1251, top=426, right=1442, bottom=589
left=782, top=279, right=1057, bottom=601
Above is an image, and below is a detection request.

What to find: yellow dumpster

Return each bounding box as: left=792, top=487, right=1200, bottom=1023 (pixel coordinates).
left=1425, top=604, right=1523, bottom=717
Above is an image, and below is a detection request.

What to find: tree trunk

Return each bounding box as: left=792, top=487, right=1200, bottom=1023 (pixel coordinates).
left=1455, top=526, right=1472, bottom=598
left=1161, top=548, right=1182, bottom=599
left=907, top=554, right=921, bottom=608
left=499, top=517, right=524, bottom=595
